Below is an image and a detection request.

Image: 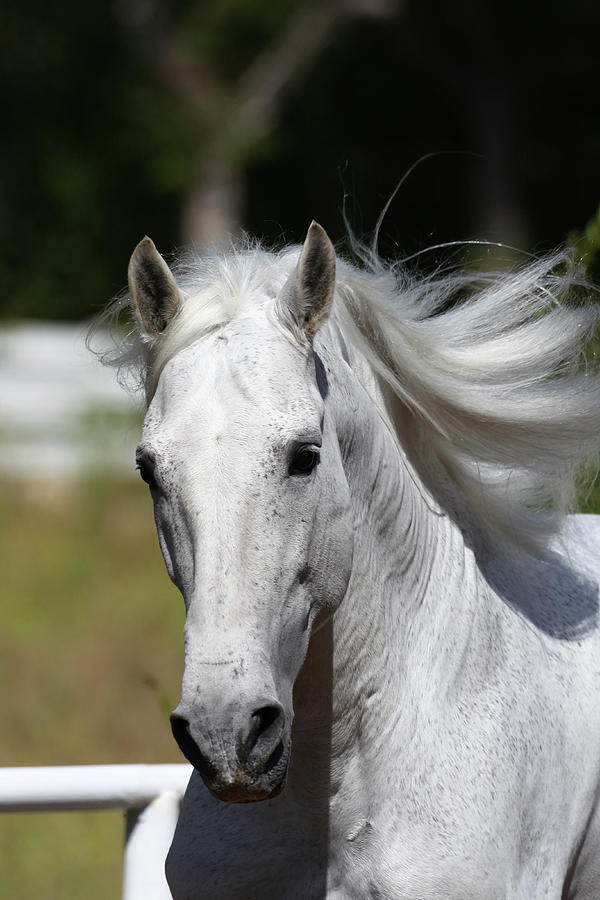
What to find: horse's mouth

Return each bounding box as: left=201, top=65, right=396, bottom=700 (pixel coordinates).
left=201, top=747, right=290, bottom=804
left=203, top=764, right=288, bottom=804
left=208, top=777, right=286, bottom=804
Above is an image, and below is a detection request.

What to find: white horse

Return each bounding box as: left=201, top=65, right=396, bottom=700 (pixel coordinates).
left=111, top=222, right=600, bottom=898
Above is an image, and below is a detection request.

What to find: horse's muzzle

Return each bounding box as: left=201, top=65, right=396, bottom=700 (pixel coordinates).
left=170, top=701, right=290, bottom=802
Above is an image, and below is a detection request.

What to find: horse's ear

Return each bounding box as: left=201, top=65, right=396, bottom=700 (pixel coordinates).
left=128, top=236, right=181, bottom=336
left=284, top=221, right=336, bottom=339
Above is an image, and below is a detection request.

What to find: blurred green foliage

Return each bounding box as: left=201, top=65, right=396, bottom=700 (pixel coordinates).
left=569, top=203, right=600, bottom=280
left=1, top=0, right=599, bottom=321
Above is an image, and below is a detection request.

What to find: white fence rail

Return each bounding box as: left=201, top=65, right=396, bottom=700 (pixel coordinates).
left=0, top=764, right=192, bottom=900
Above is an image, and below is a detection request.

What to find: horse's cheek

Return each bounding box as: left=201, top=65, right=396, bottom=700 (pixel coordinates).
left=310, top=474, right=354, bottom=615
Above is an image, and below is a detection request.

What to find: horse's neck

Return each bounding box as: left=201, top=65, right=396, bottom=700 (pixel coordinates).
left=335, top=406, right=481, bottom=738
left=292, top=344, right=492, bottom=796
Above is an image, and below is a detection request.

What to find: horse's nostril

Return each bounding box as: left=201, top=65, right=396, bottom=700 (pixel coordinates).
left=170, top=711, right=195, bottom=760
left=240, top=704, right=284, bottom=764
left=170, top=712, right=217, bottom=782
left=254, top=704, right=281, bottom=732
left=169, top=711, right=189, bottom=745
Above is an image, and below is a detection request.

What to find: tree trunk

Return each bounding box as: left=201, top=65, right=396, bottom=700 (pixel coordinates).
left=181, top=156, right=244, bottom=249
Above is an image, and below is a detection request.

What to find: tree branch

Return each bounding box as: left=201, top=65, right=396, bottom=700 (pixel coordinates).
left=236, top=0, right=399, bottom=131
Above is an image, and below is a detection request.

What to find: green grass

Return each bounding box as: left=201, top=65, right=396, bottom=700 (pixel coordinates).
left=0, top=475, right=184, bottom=899
left=0, top=811, right=123, bottom=900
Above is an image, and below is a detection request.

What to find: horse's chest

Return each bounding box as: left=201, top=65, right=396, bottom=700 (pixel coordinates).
left=166, top=743, right=583, bottom=900
left=167, top=773, right=329, bottom=899
left=167, top=777, right=508, bottom=900
left=326, top=822, right=505, bottom=900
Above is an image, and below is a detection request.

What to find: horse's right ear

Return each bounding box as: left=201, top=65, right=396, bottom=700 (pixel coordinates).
left=128, top=236, right=181, bottom=336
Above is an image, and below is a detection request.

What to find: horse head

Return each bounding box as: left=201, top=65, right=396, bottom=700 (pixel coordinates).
left=129, top=224, right=354, bottom=802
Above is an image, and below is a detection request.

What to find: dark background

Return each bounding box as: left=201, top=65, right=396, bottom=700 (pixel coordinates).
left=2, top=0, right=599, bottom=321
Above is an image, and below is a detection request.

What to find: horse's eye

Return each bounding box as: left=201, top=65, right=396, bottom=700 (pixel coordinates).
left=135, top=455, right=157, bottom=488
left=289, top=447, right=320, bottom=476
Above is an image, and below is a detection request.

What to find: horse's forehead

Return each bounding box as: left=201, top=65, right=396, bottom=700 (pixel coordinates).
left=219, top=316, right=304, bottom=379
left=148, top=315, right=318, bottom=439
left=175, top=316, right=307, bottom=393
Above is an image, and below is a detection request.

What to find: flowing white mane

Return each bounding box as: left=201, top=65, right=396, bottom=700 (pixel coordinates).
left=98, top=241, right=600, bottom=550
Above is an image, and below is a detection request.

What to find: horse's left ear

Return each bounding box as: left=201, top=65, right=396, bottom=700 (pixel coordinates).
left=128, top=236, right=181, bottom=337
left=283, top=221, right=336, bottom=339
